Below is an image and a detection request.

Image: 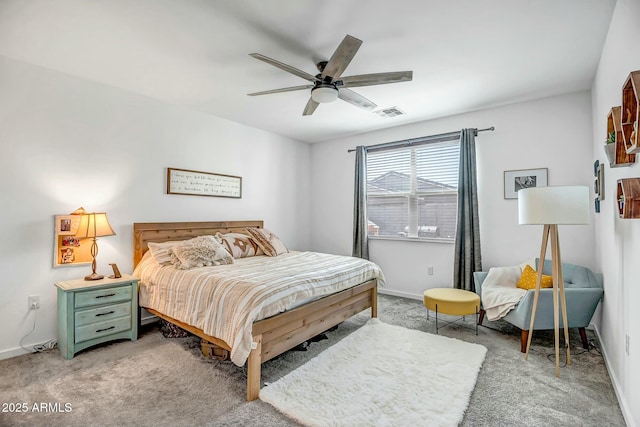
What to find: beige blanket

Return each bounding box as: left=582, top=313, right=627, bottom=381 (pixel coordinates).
left=481, top=265, right=527, bottom=321
left=134, top=251, right=384, bottom=366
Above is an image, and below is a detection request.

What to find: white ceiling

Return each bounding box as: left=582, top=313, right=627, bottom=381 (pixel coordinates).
left=0, top=0, right=615, bottom=143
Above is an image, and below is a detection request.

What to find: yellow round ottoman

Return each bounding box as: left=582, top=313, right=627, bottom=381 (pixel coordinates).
left=423, top=288, right=480, bottom=335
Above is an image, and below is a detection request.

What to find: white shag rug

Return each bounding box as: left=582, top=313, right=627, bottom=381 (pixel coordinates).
left=260, top=319, right=487, bottom=427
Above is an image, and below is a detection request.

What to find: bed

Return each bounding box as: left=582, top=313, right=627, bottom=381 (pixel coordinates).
left=132, top=220, right=381, bottom=401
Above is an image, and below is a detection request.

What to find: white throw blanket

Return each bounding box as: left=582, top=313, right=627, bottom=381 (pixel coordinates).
left=481, top=263, right=529, bottom=321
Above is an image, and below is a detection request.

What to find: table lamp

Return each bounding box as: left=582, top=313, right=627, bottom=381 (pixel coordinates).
left=75, top=212, right=116, bottom=280
left=518, top=186, right=589, bottom=376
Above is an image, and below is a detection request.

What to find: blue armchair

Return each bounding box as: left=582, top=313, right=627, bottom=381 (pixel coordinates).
left=474, top=259, right=603, bottom=352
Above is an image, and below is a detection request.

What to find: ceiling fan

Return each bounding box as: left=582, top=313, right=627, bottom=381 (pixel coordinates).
left=247, top=35, right=413, bottom=116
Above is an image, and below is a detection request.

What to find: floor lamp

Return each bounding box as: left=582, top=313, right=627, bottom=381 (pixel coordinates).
left=518, top=186, right=589, bottom=376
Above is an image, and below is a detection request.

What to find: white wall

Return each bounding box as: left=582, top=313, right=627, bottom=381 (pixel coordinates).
left=0, top=56, right=310, bottom=359
left=591, top=0, right=640, bottom=424
left=310, top=91, right=595, bottom=300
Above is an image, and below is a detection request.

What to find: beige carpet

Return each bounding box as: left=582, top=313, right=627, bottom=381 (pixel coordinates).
left=0, top=294, right=626, bottom=427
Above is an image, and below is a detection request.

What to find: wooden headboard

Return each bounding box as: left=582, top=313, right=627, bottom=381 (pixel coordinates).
left=133, top=220, right=263, bottom=267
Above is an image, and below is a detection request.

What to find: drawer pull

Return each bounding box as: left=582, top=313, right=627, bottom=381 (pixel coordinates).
left=95, top=293, right=116, bottom=299
left=95, top=311, right=115, bottom=317
left=96, top=326, right=116, bottom=333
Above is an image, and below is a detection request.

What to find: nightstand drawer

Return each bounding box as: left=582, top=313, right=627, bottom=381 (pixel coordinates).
left=75, top=316, right=132, bottom=343
left=75, top=302, right=132, bottom=326
left=75, top=285, right=132, bottom=308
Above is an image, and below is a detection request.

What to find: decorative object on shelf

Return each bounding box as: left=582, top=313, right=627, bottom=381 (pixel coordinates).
left=503, top=168, right=548, bottom=199
left=616, top=178, right=640, bottom=218
left=606, top=106, right=636, bottom=167
left=167, top=167, right=242, bottom=198
left=54, top=207, right=92, bottom=268
left=518, top=185, right=590, bottom=377
left=603, top=142, right=615, bottom=166
left=75, top=212, right=116, bottom=280
left=109, top=263, right=122, bottom=279
left=622, top=71, right=640, bottom=154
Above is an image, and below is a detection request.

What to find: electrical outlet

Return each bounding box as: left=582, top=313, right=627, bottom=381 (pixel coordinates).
left=625, top=334, right=630, bottom=356
left=28, top=295, right=40, bottom=310
left=427, top=266, right=434, bottom=275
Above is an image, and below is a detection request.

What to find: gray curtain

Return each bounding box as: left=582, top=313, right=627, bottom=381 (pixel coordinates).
left=453, top=129, right=482, bottom=291
left=352, top=145, right=369, bottom=259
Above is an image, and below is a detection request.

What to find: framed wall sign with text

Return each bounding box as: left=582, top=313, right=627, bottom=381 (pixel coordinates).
left=167, top=168, right=242, bottom=198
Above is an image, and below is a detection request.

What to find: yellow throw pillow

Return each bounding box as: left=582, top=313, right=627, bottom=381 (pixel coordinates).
left=516, top=264, right=553, bottom=290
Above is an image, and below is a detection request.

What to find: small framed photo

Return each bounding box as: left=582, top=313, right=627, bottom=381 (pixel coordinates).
left=60, top=248, right=76, bottom=264
left=504, top=168, right=548, bottom=199
left=61, top=236, right=82, bottom=247
left=56, top=215, right=80, bottom=236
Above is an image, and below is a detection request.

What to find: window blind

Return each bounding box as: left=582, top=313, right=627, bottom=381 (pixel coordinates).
left=366, top=139, right=460, bottom=240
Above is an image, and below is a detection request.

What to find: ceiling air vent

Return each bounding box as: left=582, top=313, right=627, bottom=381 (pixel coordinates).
left=373, top=107, right=405, bottom=118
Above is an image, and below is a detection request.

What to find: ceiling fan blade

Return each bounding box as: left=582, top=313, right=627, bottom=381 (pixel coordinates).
left=248, top=85, right=314, bottom=96
left=321, top=35, right=362, bottom=80
left=340, top=71, right=413, bottom=88
left=303, top=98, right=319, bottom=116
left=249, top=53, right=319, bottom=83
left=338, top=88, right=377, bottom=111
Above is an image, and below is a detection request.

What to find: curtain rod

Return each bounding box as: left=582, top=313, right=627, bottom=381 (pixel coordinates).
left=346, top=126, right=495, bottom=153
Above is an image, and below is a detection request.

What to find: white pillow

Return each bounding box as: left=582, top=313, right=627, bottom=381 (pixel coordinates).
left=147, top=240, right=186, bottom=266
left=170, top=235, right=234, bottom=269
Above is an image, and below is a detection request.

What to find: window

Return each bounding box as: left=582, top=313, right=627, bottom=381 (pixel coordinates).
left=366, top=139, right=460, bottom=241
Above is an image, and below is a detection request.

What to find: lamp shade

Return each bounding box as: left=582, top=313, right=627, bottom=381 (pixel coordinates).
left=75, top=212, right=116, bottom=238
left=518, top=186, right=590, bottom=225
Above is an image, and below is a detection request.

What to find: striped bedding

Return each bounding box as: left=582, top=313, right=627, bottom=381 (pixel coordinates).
left=134, top=251, right=384, bottom=366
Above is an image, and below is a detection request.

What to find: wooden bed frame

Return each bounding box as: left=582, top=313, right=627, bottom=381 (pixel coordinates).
left=133, top=220, right=378, bottom=401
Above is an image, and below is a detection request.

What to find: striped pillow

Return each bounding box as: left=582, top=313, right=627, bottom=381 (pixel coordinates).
left=147, top=240, right=185, bottom=266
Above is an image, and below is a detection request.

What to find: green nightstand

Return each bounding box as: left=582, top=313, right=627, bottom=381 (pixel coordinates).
left=55, top=274, right=139, bottom=359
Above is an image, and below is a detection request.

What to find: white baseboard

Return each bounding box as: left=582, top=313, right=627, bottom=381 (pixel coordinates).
left=2, top=315, right=157, bottom=361
left=592, top=324, right=636, bottom=427
left=378, top=288, right=423, bottom=301
left=0, top=339, right=53, bottom=361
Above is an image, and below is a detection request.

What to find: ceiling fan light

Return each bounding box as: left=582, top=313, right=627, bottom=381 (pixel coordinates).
left=311, top=86, right=339, bottom=103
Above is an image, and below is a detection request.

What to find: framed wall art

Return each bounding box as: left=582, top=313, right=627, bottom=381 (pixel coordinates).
left=167, top=167, right=242, bottom=198
left=593, top=160, right=605, bottom=213
left=504, top=168, right=548, bottom=199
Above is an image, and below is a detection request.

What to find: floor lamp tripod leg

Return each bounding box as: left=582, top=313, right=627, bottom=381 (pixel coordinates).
left=558, top=277, right=571, bottom=366
left=525, top=224, right=550, bottom=360
left=550, top=225, right=563, bottom=377
left=551, top=263, right=560, bottom=376
left=554, top=227, right=571, bottom=367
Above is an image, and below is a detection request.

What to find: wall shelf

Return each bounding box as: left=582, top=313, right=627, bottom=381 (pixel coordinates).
left=617, top=178, right=640, bottom=218
left=622, top=71, right=640, bottom=154
left=607, top=106, right=635, bottom=167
